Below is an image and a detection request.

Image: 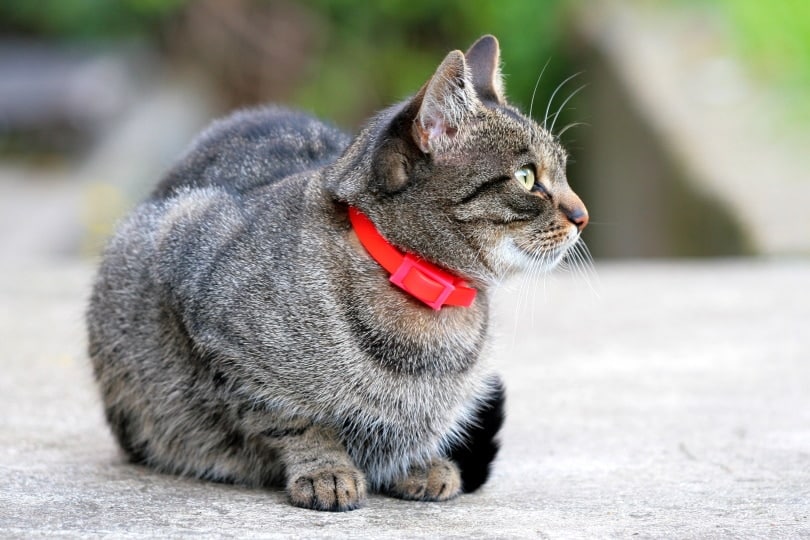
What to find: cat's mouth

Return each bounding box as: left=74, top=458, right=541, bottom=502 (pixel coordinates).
left=535, top=244, right=571, bottom=266
left=528, top=243, right=575, bottom=272
left=515, top=229, right=581, bottom=272
left=494, top=230, right=580, bottom=274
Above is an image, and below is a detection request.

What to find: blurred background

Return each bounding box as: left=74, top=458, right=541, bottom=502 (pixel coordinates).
left=1, top=0, right=808, bottom=264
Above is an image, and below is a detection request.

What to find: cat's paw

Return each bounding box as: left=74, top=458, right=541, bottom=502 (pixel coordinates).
left=288, top=467, right=367, bottom=512
left=388, top=458, right=462, bottom=502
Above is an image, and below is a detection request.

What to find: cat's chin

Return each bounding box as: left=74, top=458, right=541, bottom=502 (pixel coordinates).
left=496, top=236, right=577, bottom=275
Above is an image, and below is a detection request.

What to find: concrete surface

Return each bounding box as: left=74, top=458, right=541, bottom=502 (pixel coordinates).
left=1, top=260, right=808, bottom=538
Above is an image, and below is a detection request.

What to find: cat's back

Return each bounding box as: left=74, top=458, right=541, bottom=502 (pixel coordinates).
left=152, top=106, right=350, bottom=199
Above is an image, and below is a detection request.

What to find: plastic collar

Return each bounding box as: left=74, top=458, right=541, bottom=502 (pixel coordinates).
left=348, top=207, right=477, bottom=310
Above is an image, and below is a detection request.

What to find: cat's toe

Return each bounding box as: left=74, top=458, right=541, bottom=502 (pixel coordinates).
left=288, top=467, right=367, bottom=511
left=389, top=458, right=462, bottom=502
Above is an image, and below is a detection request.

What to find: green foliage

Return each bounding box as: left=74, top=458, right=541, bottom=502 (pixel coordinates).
left=681, top=0, right=810, bottom=125
left=293, top=0, right=574, bottom=124
left=0, top=0, right=577, bottom=124
left=714, top=0, right=810, bottom=86
left=0, top=0, right=186, bottom=40
left=4, top=0, right=807, bottom=126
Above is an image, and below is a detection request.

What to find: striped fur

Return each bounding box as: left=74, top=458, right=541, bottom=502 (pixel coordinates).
left=87, top=36, right=586, bottom=511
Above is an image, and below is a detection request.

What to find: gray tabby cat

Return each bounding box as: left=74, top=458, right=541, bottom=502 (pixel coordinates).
left=87, top=35, right=588, bottom=511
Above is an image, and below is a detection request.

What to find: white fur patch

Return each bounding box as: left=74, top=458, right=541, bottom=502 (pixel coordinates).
left=496, top=227, right=579, bottom=274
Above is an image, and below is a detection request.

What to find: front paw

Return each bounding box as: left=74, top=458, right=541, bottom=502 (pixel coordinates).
left=288, top=467, right=367, bottom=512
left=388, top=458, right=462, bottom=502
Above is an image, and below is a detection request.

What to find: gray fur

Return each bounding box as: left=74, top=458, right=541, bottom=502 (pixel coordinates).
left=87, top=35, right=588, bottom=511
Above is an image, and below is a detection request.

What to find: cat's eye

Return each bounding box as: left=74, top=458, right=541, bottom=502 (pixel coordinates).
left=514, top=167, right=535, bottom=191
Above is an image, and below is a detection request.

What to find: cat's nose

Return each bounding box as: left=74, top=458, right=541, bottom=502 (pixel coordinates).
left=564, top=206, right=589, bottom=231
left=560, top=192, right=589, bottom=232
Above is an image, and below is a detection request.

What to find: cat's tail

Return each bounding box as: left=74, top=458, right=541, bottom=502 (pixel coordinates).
left=449, top=376, right=505, bottom=493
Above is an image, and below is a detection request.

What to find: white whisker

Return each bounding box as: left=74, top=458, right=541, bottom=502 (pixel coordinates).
left=556, top=121, right=590, bottom=139
left=563, top=237, right=600, bottom=298
left=549, top=83, right=588, bottom=134
left=528, top=58, right=552, bottom=121
left=543, top=72, right=582, bottom=130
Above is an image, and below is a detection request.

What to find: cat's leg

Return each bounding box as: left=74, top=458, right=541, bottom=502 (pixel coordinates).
left=386, top=457, right=462, bottom=502
left=271, top=424, right=367, bottom=512
left=385, top=376, right=505, bottom=502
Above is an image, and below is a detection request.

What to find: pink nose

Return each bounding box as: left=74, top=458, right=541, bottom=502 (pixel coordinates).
left=559, top=189, right=589, bottom=232
left=563, top=205, right=589, bottom=231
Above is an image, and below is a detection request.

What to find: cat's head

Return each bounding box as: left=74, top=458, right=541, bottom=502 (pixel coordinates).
left=330, top=35, right=588, bottom=286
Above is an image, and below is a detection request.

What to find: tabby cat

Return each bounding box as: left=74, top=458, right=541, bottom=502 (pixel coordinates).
left=87, top=35, right=588, bottom=511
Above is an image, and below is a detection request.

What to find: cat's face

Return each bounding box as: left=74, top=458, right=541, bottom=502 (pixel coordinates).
left=424, top=102, right=587, bottom=279
left=344, top=36, right=588, bottom=285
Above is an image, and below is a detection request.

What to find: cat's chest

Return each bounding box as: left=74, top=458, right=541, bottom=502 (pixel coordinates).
left=333, top=251, right=490, bottom=374
left=335, top=355, right=491, bottom=480
left=339, top=297, right=488, bottom=376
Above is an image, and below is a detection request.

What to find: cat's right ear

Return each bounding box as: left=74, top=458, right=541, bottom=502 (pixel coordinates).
left=412, top=50, right=480, bottom=154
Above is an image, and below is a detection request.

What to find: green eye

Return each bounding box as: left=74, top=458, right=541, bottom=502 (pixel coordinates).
left=514, top=167, right=535, bottom=190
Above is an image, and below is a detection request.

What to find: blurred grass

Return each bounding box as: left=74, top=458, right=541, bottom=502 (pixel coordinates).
left=681, top=0, right=810, bottom=126
left=1, top=0, right=806, bottom=129
left=0, top=0, right=575, bottom=124
left=292, top=0, right=573, bottom=124
left=0, top=0, right=184, bottom=39
left=2, top=0, right=806, bottom=109
left=715, top=0, right=810, bottom=89
left=2, top=0, right=806, bottom=258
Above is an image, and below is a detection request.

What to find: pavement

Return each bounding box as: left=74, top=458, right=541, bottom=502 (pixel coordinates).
left=1, top=260, right=808, bottom=538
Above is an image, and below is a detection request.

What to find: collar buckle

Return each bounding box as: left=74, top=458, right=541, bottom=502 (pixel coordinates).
left=348, top=206, right=477, bottom=310
left=389, top=253, right=457, bottom=310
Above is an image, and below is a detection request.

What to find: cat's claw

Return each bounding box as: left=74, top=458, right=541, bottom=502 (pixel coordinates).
left=288, top=467, right=367, bottom=512
left=388, top=458, right=462, bottom=502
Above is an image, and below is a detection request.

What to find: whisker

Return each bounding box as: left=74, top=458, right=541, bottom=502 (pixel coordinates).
left=556, top=121, right=590, bottom=139
left=577, top=221, right=618, bottom=228
left=578, top=239, right=599, bottom=279
left=543, top=71, right=582, bottom=130
left=528, top=58, right=552, bottom=121
left=550, top=83, right=588, bottom=134
left=568, top=238, right=600, bottom=298
left=526, top=259, right=536, bottom=329
left=540, top=252, right=549, bottom=305
left=513, top=252, right=543, bottom=348
left=531, top=251, right=547, bottom=326
left=510, top=272, right=524, bottom=350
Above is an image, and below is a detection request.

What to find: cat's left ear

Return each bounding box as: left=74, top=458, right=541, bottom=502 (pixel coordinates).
left=412, top=50, right=480, bottom=154
left=465, top=35, right=505, bottom=105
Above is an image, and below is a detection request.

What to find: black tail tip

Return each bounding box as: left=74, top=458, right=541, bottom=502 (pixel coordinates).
left=449, top=377, right=505, bottom=493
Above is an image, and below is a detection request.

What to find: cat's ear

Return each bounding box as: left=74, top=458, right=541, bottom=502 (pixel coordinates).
left=412, top=50, right=480, bottom=154
left=465, top=35, right=505, bottom=105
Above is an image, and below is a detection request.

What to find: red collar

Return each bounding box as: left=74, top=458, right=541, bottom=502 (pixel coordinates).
left=348, top=207, right=477, bottom=310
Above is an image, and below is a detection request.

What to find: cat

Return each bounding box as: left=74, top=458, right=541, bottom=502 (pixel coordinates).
left=87, top=35, right=588, bottom=511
